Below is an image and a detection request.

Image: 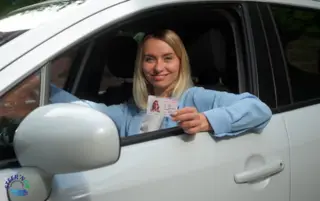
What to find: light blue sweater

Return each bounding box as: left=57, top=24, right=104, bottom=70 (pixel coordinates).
left=50, top=85, right=272, bottom=138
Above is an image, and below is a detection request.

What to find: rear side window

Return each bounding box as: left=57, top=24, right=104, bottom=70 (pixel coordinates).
left=271, top=5, right=320, bottom=103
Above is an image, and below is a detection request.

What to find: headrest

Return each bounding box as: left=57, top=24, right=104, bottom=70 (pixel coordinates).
left=187, top=29, right=226, bottom=85
left=105, top=35, right=138, bottom=78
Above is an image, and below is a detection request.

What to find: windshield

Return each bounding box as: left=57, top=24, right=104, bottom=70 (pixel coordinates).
left=0, top=0, right=86, bottom=47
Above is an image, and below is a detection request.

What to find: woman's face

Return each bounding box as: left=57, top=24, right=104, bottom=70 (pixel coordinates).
left=142, top=38, right=180, bottom=95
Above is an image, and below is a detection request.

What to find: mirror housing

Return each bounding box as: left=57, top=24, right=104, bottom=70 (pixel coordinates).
left=14, top=103, right=120, bottom=175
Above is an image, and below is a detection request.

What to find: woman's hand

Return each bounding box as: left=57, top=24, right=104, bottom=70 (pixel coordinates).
left=171, top=107, right=212, bottom=135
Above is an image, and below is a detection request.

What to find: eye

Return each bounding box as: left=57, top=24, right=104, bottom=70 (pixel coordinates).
left=164, top=56, right=173, bottom=61
left=144, top=56, right=154, bottom=63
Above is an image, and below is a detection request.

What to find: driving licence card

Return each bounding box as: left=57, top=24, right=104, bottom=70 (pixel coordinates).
left=147, top=95, right=163, bottom=116
left=163, top=98, right=178, bottom=117
left=147, top=95, right=178, bottom=117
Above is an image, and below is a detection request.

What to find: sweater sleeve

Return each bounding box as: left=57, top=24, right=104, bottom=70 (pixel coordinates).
left=191, top=87, right=272, bottom=137
left=49, top=84, right=126, bottom=131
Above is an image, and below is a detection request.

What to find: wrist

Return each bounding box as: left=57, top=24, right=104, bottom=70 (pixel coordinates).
left=199, top=113, right=212, bottom=132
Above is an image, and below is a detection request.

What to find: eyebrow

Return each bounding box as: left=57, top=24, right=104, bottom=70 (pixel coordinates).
left=144, top=53, right=174, bottom=57
left=163, top=53, right=174, bottom=57
left=144, top=54, right=155, bottom=57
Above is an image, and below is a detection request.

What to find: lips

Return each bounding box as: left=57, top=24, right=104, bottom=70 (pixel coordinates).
left=152, top=74, right=168, bottom=81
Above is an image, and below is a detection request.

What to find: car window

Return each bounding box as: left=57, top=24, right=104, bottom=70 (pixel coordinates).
left=50, top=47, right=79, bottom=89
left=0, top=71, right=40, bottom=163
left=2, top=3, right=245, bottom=146
left=65, top=4, right=244, bottom=140
left=271, top=5, right=320, bottom=103
left=0, top=49, right=75, bottom=163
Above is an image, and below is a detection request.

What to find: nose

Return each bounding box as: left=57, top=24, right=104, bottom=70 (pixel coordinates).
left=154, top=59, right=165, bottom=73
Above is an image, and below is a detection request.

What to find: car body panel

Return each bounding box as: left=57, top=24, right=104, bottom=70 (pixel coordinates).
left=0, top=0, right=88, bottom=32
left=47, top=115, right=289, bottom=201
left=282, top=105, right=320, bottom=201
left=0, top=0, right=319, bottom=200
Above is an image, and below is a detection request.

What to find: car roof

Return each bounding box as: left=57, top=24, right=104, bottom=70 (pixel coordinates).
left=0, top=0, right=90, bottom=32
left=0, top=0, right=319, bottom=72
left=1, top=0, right=319, bottom=32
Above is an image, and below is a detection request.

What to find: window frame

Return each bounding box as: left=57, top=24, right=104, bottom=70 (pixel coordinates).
left=266, top=3, right=320, bottom=112
left=59, top=2, right=263, bottom=146
left=0, top=1, right=262, bottom=150
left=258, top=3, right=293, bottom=110
left=113, top=2, right=261, bottom=146
left=241, top=2, right=277, bottom=109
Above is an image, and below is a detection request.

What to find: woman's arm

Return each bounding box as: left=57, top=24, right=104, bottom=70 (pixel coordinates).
left=50, top=84, right=81, bottom=103
left=192, top=87, right=272, bottom=137
left=49, top=84, right=126, bottom=132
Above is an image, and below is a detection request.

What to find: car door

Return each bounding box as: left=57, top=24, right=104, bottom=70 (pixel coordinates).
left=262, top=2, right=320, bottom=201
left=0, top=1, right=290, bottom=201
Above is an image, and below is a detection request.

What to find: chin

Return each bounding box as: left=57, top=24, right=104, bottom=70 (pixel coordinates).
left=152, top=80, right=167, bottom=86
left=152, top=82, right=172, bottom=90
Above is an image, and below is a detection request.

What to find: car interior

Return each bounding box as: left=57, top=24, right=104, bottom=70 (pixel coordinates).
left=66, top=4, right=243, bottom=106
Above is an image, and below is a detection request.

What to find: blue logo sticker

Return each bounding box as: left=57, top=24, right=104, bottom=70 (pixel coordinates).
left=5, top=174, right=30, bottom=197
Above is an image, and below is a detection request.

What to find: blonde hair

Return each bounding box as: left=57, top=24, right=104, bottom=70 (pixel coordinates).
left=133, top=29, right=193, bottom=110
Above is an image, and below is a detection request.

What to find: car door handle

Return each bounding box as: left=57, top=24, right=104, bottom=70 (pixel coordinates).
left=234, top=160, right=285, bottom=184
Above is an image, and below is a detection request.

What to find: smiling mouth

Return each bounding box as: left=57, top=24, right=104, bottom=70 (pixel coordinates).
left=152, top=74, right=167, bottom=76
left=152, top=74, right=168, bottom=81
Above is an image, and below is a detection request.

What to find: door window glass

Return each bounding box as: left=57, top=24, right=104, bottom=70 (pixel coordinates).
left=271, top=5, right=320, bottom=103
left=50, top=48, right=78, bottom=89
left=0, top=71, right=40, bottom=162
left=0, top=49, right=76, bottom=163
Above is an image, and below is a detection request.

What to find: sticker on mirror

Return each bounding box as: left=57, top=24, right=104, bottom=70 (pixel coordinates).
left=4, top=173, right=30, bottom=197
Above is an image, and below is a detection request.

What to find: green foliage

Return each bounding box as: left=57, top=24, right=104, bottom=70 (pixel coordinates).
left=272, top=6, right=320, bottom=40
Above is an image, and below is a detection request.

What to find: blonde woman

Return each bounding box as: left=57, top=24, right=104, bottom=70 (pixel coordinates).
left=49, top=29, right=272, bottom=137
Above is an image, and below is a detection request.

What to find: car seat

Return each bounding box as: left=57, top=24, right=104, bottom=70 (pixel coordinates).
left=186, top=28, right=232, bottom=92
left=100, top=35, right=138, bottom=105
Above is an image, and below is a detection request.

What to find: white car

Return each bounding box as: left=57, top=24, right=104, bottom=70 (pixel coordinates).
left=0, top=0, right=319, bottom=201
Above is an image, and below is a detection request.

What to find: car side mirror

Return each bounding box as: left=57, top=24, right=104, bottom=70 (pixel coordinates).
left=7, top=103, right=120, bottom=201
left=14, top=103, right=120, bottom=174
